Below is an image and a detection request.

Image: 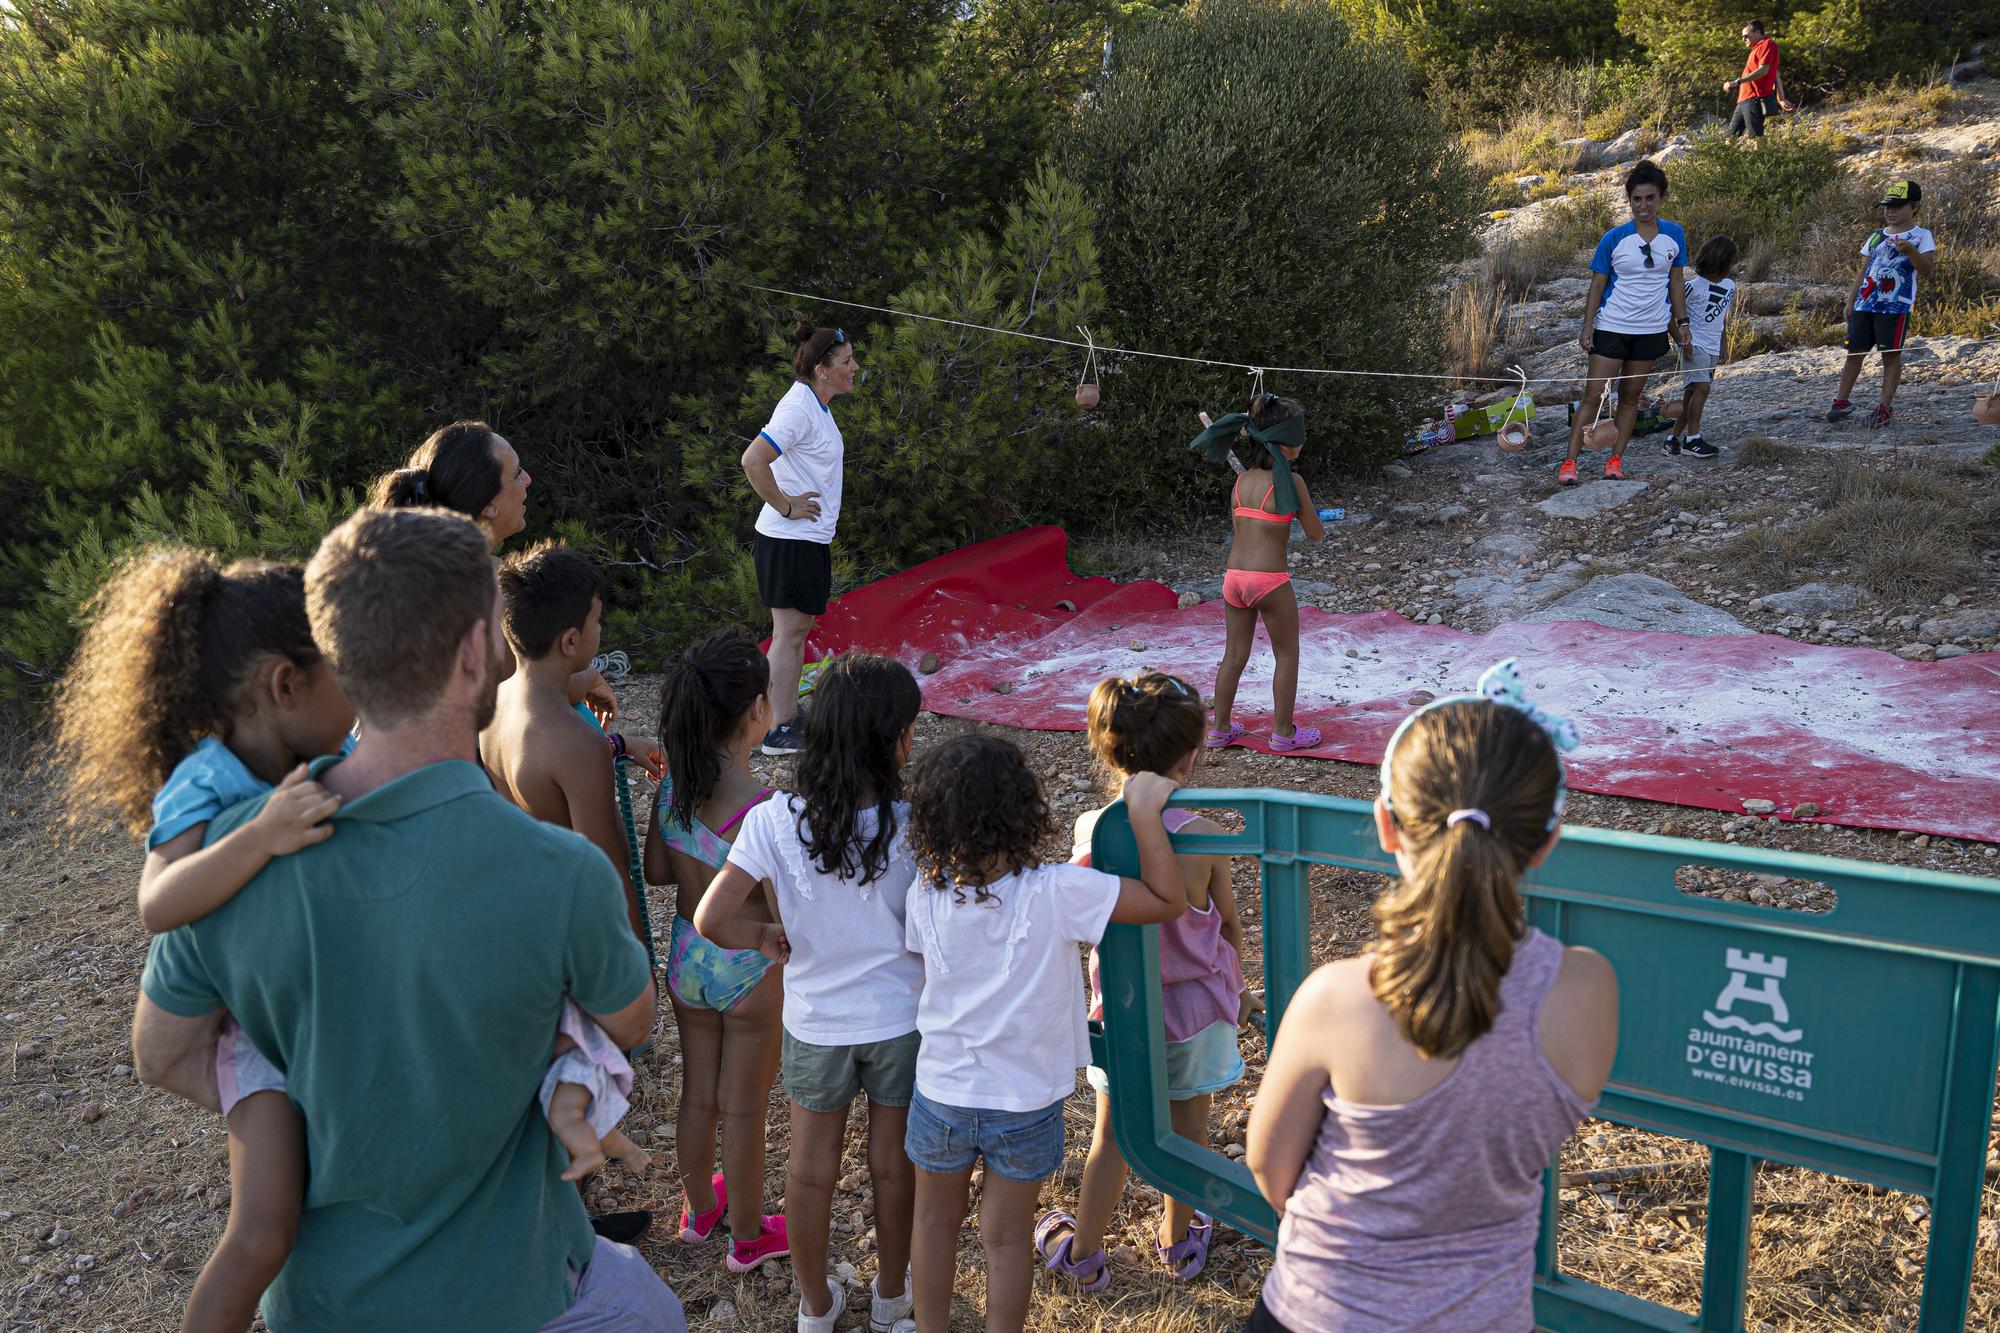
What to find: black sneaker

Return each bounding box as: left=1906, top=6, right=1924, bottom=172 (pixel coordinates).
left=1825, top=400, right=1853, bottom=422
left=589, top=1211, right=652, bottom=1244
left=759, top=718, right=803, bottom=756
left=1682, top=436, right=1718, bottom=458
left=1661, top=436, right=1684, bottom=456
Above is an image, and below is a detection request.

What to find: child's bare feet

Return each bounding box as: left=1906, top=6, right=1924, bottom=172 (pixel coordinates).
left=550, top=1083, right=606, bottom=1181
left=603, top=1129, right=652, bottom=1174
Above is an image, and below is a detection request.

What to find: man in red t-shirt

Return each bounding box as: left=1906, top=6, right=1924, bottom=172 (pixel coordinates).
left=1725, top=20, right=1792, bottom=139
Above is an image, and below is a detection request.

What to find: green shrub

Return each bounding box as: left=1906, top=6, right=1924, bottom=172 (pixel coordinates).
left=0, top=0, right=1120, bottom=698
left=1066, top=0, right=1478, bottom=509
left=1669, top=131, right=1845, bottom=263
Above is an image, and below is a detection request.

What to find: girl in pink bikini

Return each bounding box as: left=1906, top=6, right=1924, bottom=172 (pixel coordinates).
left=1190, top=393, right=1327, bottom=751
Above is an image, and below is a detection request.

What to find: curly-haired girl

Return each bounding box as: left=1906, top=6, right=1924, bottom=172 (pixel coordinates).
left=900, top=735, right=1187, bottom=1333
left=54, top=548, right=355, bottom=1333
left=643, top=630, right=788, bottom=1273
left=696, top=653, right=925, bottom=1333
left=1242, top=664, right=1618, bottom=1332
left=1037, top=671, right=1260, bottom=1292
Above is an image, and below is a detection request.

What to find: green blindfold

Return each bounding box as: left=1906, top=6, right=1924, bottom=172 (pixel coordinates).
left=1189, top=412, right=1306, bottom=516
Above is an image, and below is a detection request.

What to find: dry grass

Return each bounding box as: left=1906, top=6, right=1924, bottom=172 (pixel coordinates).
left=1734, top=437, right=1805, bottom=469
left=1445, top=270, right=1508, bottom=387
left=1842, top=80, right=1959, bottom=136
left=1723, top=453, right=1998, bottom=598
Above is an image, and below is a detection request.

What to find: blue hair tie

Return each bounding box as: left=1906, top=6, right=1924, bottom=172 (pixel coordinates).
left=1380, top=659, right=1578, bottom=832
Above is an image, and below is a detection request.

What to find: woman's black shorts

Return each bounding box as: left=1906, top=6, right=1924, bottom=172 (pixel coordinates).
left=753, top=533, right=832, bottom=616
left=1591, top=328, right=1669, bottom=362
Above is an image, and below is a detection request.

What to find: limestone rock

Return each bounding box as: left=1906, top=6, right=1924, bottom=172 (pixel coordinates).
left=1521, top=573, right=1751, bottom=637
left=1757, top=583, right=1863, bottom=617
left=1536, top=480, right=1650, bottom=519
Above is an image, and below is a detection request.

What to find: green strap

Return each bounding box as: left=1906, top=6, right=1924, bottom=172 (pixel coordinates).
left=1189, top=410, right=1306, bottom=515
left=612, top=755, right=660, bottom=970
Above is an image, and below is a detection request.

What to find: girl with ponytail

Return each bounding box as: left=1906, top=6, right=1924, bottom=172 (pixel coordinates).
left=1242, top=662, right=1619, bottom=1333
left=642, top=630, right=789, bottom=1274
left=54, top=547, right=356, bottom=1333
left=1038, top=670, right=1258, bottom=1292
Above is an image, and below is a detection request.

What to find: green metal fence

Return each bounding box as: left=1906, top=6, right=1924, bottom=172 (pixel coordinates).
left=1088, top=788, right=2000, bottom=1332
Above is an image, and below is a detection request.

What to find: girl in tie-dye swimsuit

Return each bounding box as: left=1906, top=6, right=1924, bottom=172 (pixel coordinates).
left=644, top=629, right=791, bottom=1272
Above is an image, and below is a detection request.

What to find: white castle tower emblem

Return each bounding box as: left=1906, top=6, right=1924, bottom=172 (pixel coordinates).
left=1702, top=948, right=1803, bottom=1043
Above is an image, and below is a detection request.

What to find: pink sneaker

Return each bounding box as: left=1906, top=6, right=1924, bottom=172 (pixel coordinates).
left=725, top=1215, right=790, bottom=1273
left=678, top=1172, right=727, bottom=1243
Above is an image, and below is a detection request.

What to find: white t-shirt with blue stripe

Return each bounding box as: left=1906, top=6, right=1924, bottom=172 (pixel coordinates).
left=1590, top=220, right=1688, bottom=335
left=752, top=380, right=844, bottom=545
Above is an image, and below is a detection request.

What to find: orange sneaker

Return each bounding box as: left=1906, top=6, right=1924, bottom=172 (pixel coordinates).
left=1603, top=454, right=1625, bottom=480
left=1557, top=459, right=1578, bottom=486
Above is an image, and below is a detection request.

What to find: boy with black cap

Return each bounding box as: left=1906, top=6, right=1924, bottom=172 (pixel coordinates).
left=1826, top=180, right=1936, bottom=428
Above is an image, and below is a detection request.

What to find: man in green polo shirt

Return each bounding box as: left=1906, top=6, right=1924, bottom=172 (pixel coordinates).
left=132, top=507, right=683, bottom=1332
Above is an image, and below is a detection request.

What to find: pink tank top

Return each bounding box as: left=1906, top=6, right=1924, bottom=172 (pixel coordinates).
left=1075, top=808, right=1245, bottom=1045
left=1261, top=928, right=1594, bottom=1332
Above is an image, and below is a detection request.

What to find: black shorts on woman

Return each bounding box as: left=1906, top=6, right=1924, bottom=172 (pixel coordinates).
left=753, top=533, right=832, bottom=617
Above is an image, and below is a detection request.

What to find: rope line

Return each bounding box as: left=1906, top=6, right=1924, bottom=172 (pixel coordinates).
left=725, top=277, right=1999, bottom=392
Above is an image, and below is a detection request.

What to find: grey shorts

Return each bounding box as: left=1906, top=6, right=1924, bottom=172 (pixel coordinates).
left=782, top=1029, right=920, bottom=1113
left=538, top=1237, right=686, bottom=1332
left=1682, top=347, right=1720, bottom=386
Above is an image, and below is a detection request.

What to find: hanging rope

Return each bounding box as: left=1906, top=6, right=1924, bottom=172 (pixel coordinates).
left=721, top=277, right=1999, bottom=393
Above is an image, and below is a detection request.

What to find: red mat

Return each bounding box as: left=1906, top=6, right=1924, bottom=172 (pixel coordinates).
left=806, top=527, right=2000, bottom=844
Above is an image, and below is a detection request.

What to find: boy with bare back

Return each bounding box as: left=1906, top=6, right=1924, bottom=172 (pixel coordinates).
left=484, top=540, right=653, bottom=1182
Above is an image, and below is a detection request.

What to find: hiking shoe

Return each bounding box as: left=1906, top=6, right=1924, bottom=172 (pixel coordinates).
left=869, top=1270, right=914, bottom=1332
left=1603, top=454, right=1626, bottom=481
left=1661, top=436, right=1684, bottom=456
left=726, top=1215, right=790, bottom=1272
left=1557, top=459, right=1579, bottom=486
left=1682, top=436, right=1718, bottom=458
left=759, top=718, right=803, bottom=756
left=1868, top=404, right=1894, bottom=428
left=1825, top=399, right=1853, bottom=422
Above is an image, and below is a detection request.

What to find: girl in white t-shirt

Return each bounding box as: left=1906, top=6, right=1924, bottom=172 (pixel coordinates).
left=1037, top=671, right=1259, bottom=1293
left=696, top=654, right=926, bottom=1333
left=900, top=736, right=1188, bottom=1333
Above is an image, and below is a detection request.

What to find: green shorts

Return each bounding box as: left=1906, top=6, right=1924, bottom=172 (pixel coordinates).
left=782, top=1029, right=920, bottom=1113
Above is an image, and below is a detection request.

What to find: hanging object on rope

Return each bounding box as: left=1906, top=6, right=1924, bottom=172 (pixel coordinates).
left=1075, top=326, right=1102, bottom=410
left=1496, top=365, right=1533, bottom=452
left=1583, top=381, right=1620, bottom=450
left=1974, top=326, right=2000, bottom=424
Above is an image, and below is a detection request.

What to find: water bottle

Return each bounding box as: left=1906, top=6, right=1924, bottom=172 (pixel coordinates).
left=1317, top=507, right=1345, bottom=523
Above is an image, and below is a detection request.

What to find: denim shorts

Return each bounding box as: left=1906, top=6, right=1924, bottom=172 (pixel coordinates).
left=1085, top=1019, right=1245, bottom=1100
left=904, top=1090, right=1065, bottom=1182
left=782, top=1029, right=919, bottom=1113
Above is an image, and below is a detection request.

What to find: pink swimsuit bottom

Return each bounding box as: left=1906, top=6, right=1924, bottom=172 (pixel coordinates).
left=1222, top=569, right=1292, bottom=609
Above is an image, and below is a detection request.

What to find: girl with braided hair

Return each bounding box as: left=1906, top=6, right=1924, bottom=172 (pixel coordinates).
left=54, top=548, right=355, bottom=1332
left=1190, top=392, right=1328, bottom=753
left=1037, top=670, right=1261, bottom=1292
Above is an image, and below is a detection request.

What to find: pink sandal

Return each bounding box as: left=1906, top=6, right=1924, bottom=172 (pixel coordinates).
left=1205, top=722, right=1245, bottom=750
left=1157, top=1211, right=1214, bottom=1281
left=1035, top=1210, right=1111, bottom=1293
left=1269, top=725, right=1322, bottom=752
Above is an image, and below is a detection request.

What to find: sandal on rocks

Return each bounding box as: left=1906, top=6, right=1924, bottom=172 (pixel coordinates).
left=1158, top=1212, right=1215, bottom=1281
left=1205, top=722, right=1245, bottom=750
left=1268, top=725, right=1322, bottom=753
left=1034, top=1210, right=1111, bottom=1293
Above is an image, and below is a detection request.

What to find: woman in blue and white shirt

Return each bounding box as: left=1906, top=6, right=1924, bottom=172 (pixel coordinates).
left=1560, top=162, right=1693, bottom=487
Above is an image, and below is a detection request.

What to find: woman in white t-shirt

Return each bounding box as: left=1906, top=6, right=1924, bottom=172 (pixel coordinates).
left=696, top=654, right=926, bottom=1333
left=1560, top=161, right=1693, bottom=488
left=738, top=313, right=860, bottom=757
left=900, top=736, right=1188, bottom=1333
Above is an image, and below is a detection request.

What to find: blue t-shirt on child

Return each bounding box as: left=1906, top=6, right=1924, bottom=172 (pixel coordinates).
left=148, top=735, right=357, bottom=849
